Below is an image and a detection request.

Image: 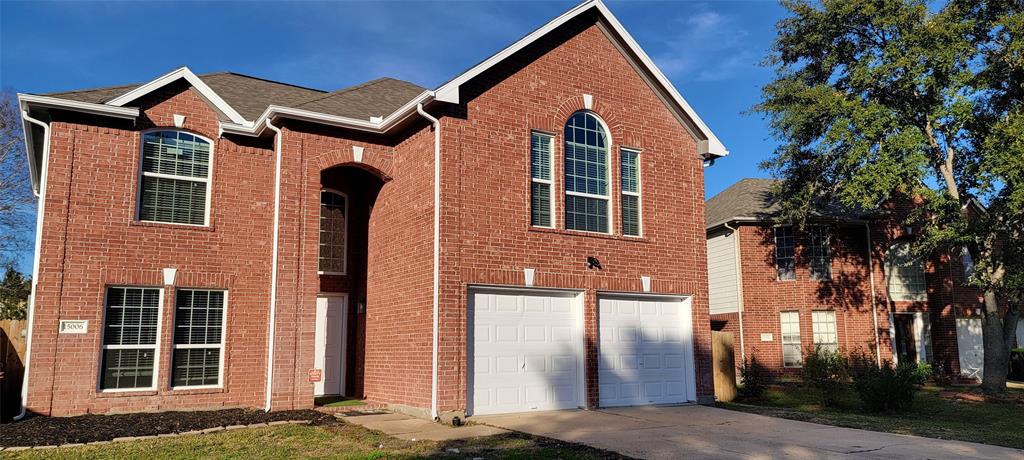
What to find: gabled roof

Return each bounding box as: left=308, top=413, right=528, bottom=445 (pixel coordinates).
left=706, top=178, right=875, bottom=230
left=293, top=78, right=427, bottom=120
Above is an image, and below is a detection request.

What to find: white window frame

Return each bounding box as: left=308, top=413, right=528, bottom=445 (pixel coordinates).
left=99, top=286, right=164, bottom=393
left=808, top=225, right=832, bottom=281
left=530, top=131, right=556, bottom=229
left=780, top=310, right=802, bottom=368
left=170, top=289, right=228, bottom=390
left=885, top=241, right=928, bottom=301
left=620, top=148, right=642, bottom=237
left=135, top=129, right=215, bottom=227
left=775, top=225, right=796, bottom=281
left=317, top=188, right=348, bottom=276
left=564, top=112, right=613, bottom=235
left=811, top=310, right=838, bottom=352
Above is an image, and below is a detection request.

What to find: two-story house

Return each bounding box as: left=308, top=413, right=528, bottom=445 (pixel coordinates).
left=705, top=178, right=996, bottom=380
left=15, top=0, right=726, bottom=420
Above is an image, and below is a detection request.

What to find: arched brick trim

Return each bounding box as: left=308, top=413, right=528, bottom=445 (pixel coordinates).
left=548, top=96, right=625, bottom=146
left=311, top=147, right=393, bottom=181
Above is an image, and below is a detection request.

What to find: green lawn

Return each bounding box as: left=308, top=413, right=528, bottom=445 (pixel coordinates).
left=5, top=421, right=625, bottom=460
left=314, top=395, right=368, bottom=408
left=719, top=384, right=1024, bottom=449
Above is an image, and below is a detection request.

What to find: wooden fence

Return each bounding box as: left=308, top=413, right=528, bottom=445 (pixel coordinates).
left=712, top=331, right=737, bottom=402
left=1, top=320, right=27, bottom=422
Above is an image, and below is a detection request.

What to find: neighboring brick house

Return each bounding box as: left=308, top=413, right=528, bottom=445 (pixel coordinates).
left=705, top=178, right=993, bottom=380
left=15, top=0, right=727, bottom=419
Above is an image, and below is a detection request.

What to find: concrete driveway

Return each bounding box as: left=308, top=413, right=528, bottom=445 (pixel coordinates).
left=474, top=405, right=1024, bottom=459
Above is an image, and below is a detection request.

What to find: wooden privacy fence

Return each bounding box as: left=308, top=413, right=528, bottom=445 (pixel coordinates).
left=1, top=320, right=27, bottom=422
left=712, top=331, right=737, bottom=402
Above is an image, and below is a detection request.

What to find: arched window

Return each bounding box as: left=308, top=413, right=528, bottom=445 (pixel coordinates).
left=318, top=190, right=347, bottom=274
left=564, top=111, right=610, bottom=233
left=885, top=242, right=927, bottom=301
left=138, top=130, right=212, bottom=226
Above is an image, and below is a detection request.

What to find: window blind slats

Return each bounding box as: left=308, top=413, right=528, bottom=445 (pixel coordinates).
left=139, top=131, right=211, bottom=225
left=101, top=286, right=160, bottom=390
left=172, top=289, right=225, bottom=387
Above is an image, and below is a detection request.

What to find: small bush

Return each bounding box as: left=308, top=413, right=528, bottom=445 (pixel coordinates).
left=851, top=360, right=922, bottom=412
left=738, top=356, right=771, bottom=399
left=912, top=362, right=933, bottom=384
left=801, top=347, right=849, bottom=407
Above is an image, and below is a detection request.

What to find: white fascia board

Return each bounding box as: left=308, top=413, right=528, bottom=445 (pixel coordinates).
left=18, top=94, right=140, bottom=120
left=107, top=66, right=251, bottom=126
left=432, top=0, right=728, bottom=158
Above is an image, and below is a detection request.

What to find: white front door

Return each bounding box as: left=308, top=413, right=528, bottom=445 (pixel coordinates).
left=314, top=295, right=347, bottom=396
left=598, top=295, right=696, bottom=407
left=469, top=288, right=583, bottom=416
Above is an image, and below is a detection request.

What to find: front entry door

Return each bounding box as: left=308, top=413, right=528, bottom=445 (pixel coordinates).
left=314, top=295, right=347, bottom=396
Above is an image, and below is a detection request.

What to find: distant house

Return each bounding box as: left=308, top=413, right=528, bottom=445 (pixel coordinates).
left=705, top=178, right=989, bottom=379
left=16, top=0, right=725, bottom=418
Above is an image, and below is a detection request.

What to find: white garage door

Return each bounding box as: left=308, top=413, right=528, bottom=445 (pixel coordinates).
left=598, top=295, right=696, bottom=407
left=469, top=288, right=583, bottom=416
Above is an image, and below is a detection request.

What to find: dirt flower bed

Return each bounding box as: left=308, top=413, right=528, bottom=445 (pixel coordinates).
left=0, top=409, right=333, bottom=447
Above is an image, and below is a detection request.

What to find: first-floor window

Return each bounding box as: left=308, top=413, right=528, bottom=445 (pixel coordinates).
left=101, top=286, right=161, bottom=390
left=172, top=289, right=226, bottom=388
left=780, top=311, right=802, bottom=367
left=812, top=310, right=838, bottom=353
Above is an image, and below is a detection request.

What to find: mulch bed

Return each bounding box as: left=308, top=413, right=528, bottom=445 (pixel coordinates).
left=0, top=408, right=335, bottom=447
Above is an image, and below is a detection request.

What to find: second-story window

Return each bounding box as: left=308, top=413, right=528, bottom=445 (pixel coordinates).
left=319, top=190, right=347, bottom=274
left=138, top=130, right=212, bottom=226
left=808, top=226, right=832, bottom=280
left=620, top=148, right=641, bottom=236
left=530, top=132, right=554, bottom=227
left=775, top=225, right=796, bottom=280
left=564, top=112, right=610, bottom=233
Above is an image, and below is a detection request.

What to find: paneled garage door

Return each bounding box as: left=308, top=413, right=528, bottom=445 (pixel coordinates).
left=469, top=288, right=583, bottom=416
left=598, top=295, right=696, bottom=407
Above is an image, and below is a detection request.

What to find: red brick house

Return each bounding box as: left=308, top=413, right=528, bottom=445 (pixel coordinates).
left=15, top=0, right=726, bottom=419
left=705, top=178, right=998, bottom=380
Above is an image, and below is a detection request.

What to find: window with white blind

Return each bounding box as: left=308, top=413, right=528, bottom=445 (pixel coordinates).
left=172, top=289, right=226, bottom=388
left=564, top=112, right=610, bottom=233
left=808, top=226, right=832, bottom=280
left=885, top=242, right=927, bottom=301
left=780, top=311, right=802, bottom=367
left=775, top=226, right=796, bottom=280
left=530, top=132, right=554, bottom=227
left=319, top=190, right=347, bottom=274
left=812, top=310, right=838, bottom=353
left=101, top=286, right=162, bottom=390
left=620, top=148, right=641, bottom=236
left=138, top=130, right=212, bottom=226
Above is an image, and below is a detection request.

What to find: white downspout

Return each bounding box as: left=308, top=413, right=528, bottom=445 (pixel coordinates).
left=724, top=222, right=746, bottom=365
left=16, top=112, right=50, bottom=421
left=415, top=103, right=441, bottom=421
left=264, top=119, right=284, bottom=412
left=865, top=223, right=882, bottom=366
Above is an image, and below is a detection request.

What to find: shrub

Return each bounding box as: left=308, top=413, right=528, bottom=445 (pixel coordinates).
left=738, top=356, right=771, bottom=399
left=851, top=360, right=922, bottom=412
left=801, top=347, right=849, bottom=407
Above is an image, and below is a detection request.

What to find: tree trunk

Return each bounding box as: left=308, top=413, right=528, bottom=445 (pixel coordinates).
left=979, top=289, right=1010, bottom=394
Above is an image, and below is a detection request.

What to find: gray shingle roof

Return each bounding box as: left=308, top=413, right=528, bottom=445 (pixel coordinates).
left=705, top=178, right=782, bottom=228
left=42, top=72, right=427, bottom=122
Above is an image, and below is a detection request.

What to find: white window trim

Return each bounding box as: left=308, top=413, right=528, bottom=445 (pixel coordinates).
left=809, top=226, right=832, bottom=281
left=620, top=148, right=642, bottom=237
left=780, top=310, right=802, bottom=368
left=530, top=131, right=556, bottom=229
left=135, top=129, right=215, bottom=227
left=811, top=310, right=838, bottom=351
left=774, top=225, right=797, bottom=281
left=563, top=112, right=613, bottom=235
left=171, top=289, right=228, bottom=390
left=317, top=188, right=348, bottom=276
left=99, top=286, right=164, bottom=393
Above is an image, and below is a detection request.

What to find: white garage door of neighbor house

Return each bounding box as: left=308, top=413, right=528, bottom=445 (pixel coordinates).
left=469, top=288, right=583, bottom=416
left=598, top=295, right=696, bottom=407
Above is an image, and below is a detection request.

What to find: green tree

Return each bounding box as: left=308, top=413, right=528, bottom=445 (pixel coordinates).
left=756, top=0, right=1022, bottom=393
left=0, top=266, right=29, bottom=320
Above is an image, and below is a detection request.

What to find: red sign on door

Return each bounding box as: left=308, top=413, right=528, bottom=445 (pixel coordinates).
left=307, top=369, right=322, bottom=383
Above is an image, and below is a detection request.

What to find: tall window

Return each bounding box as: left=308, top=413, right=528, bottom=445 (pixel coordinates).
left=808, top=226, right=832, bottom=280
left=620, top=148, right=641, bottom=236
left=780, top=311, right=802, bottom=367
left=319, top=190, right=347, bottom=274
left=172, top=289, right=226, bottom=388
left=564, top=112, right=610, bottom=233
left=885, top=242, right=927, bottom=301
left=138, top=130, right=212, bottom=226
left=812, top=311, right=838, bottom=353
left=101, top=287, right=161, bottom=390
left=530, top=132, right=554, bottom=227
left=775, top=226, right=796, bottom=280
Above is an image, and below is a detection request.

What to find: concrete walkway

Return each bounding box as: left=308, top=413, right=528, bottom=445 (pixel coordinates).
left=475, top=405, right=1024, bottom=459
left=340, top=412, right=506, bottom=441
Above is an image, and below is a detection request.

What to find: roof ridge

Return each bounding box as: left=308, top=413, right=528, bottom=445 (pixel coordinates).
left=199, top=71, right=328, bottom=93
left=44, top=82, right=140, bottom=97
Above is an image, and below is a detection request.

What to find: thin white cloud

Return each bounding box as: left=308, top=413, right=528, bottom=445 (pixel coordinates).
left=649, top=5, right=763, bottom=82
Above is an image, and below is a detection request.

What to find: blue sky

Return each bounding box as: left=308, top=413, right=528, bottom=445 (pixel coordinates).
left=1, top=0, right=787, bottom=271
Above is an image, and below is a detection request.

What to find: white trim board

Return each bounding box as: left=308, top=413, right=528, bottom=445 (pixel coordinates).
left=107, top=67, right=250, bottom=126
